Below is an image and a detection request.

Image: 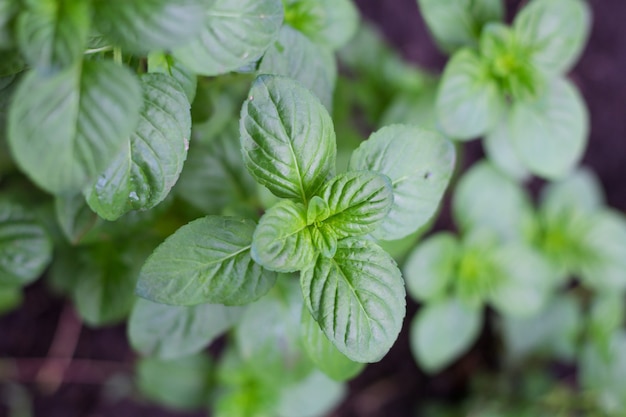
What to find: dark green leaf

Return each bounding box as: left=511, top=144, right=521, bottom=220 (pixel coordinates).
left=240, top=75, right=336, bottom=202
left=54, top=193, right=98, bottom=245
left=8, top=60, right=142, bottom=194
left=349, top=125, right=455, bottom=240
left=0, top=285, right=22, bottom=315
left=301, top=239, right=405, bottom=362
left=0, top=0, right=19, bottom=48
left=137, top=216, right=277, bottom=306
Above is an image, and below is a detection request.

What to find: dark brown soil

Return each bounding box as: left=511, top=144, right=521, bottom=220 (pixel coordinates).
left=2, top=1, right=626, bottom=416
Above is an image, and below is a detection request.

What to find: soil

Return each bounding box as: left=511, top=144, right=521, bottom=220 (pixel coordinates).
left=1, top=1, right=625, bottom=416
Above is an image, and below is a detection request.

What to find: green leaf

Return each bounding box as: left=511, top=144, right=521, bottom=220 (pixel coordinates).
left=85, top=73, right=191, bottom=221
left=301, top=239, right=406, bottom=362
left=54, top=193, right=98, bottom=245
left=319, top=171, right=393, bottom=238
left=137, top=216, right=277, bottom=306
left=410, top=298, right=482, bottom=373
left=94, top=0, right=206, bottom=53
left=0, top=285, right=22, bottom=315
left=148, top=52, right=197, bottom=103
left=175, top=125, right=258, bottom=215
left=235, top=279, right=313, bottom=384
left=404, top=232, right=459, bottom=302
left=509, top=77, right=589, bottom=179
left=259, top=26, right=336, bottom=109
left=310, top=224, right=337, bottom=259
left=540, top=167, right=604, bottom=220
left=437, top=49, right=502, bottom=140
left=300, top=307, right=364, bottom=381
left=381, top=81, right=439, bottom=130
left=276, top=370, right=346, bottom=417
left=588, top=292, right=624, bottom=358
left=251, top=200, right=316, bottom=272
left=8, top=60, right=142, bottom=194
left=349, top=125, right=455, bottom=240
left=418, top=0, right=504, bottom=53
left=483, top=118, right=531, bottom=182
left=137, top=354, right=213, bottom=411
left=128, top=298, right=243, bottom=359
left=452, top=161, right=536, bottom=242
left=514, top=0, right=590, bottom=75
left=0, top=201, right=52, bottom=286
left=240, top=75, right=336, bottom=202
left=174, top=0, right=284, bottom=76
left=0, top=50, right=25, bottom=77
left=0, top=0, right=19, bottom=49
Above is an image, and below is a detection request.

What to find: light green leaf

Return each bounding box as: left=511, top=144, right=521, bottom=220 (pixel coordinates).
left=128, top=298, right=243, bottom=359
left=404, top=232, right=459, bottom=302
left=175, top=125, right=258, bottom=215
left=418, top=0, right=504, bottom=53
left=588, top=292, right=625, bottom=358
left=148, top=52, right=197, bottom=103
left=310, top=225, right=337, bottom=259
left=452, top=161, right=536, bottom=242
left=240, top=75, right=336, bottom=202
left=136, top=216, right=277, bottom=306
left=301, top=239, right=406, bottom=362
left=94, top=0, right=206, bottom=53
left=319, top=171, right=393, bottom=238
left=410, top=298, right=482, bottom=373
left=307, top=196, right=330, bottom=224
left=0, top=201, right=52, bottom=286
left=8, top=60, right=142, bottom=194
left=349, top=125, right=455, bottom=240
left=514, top=0, right=590, bottom=75
left=251, top=200, right=316, bottom=272
left=174, top=0, right=284, bottom=76
left=300, top=307, right=364, bottom=381
left=483, top=117, right=531, bottom=182
left=235, top=279, right=313, bottom=384
left=510, top=77, right=588, bottom=179
left=276, top=370, right=346, bottom=417
left=540, top=167, right=604, bottom=221
left=259, top=25, right=336, bottom=109
left=16, top=0, right=90, bottom=71
left=85, top=73, right=191, bottom=221
left=136, top=354, right=213, bottom=411
left=436, top=49, right=502, bottom=140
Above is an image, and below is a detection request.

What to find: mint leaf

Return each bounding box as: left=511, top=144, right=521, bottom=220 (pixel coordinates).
left=94, top=0, right=206, bottom=53
left=509, top=77, right=589, bottom=179
left=251, top=200, right=316, bottom=272
left=514, top=0, right=590, bottom=75
left=410, top=298, right=482, bottom=373
left=0, top=285, right=21, bottom=315
left=85, top=73, right=191, bottom=221
left=0, top=0, right=18, bottom=49
left=174, top=0, right=284, bottom=76
left=16, top=0, right=90, bottom=71
left=300, top=307, right=364, bottom=381
left=0, top=201, right=52, bottom=286
left=148, top=52, right=197, bottom=103
left=137, top=216, right=277, bottom=306
left=349, top=125, right=455, bottom=240
left=259, top=26, right=336, bottom=109
left=240, top=75, right=336, bottom=202
left=8, top=60, right=142, bottom=194
left=128, top=298, right=243, bottom=360
left=404, top=232, right=459, bottom=302
left=418, top=0, right=504, bottom=53
left=319, top=171, right=393, bottom=239
left=54, top=193, right=98, bottom=245
left=276, top=370, right=346, bottom=417
left=483, top=118, right=531, bottom=181
left=301, top=239, right=406, bottom=362
left=437, top=49, right=503, bottom=140
left=540, top=168, right=604, bottom=220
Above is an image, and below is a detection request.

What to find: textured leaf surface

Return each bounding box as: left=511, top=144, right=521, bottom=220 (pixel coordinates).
left=259, top=26, right=336, bottom=109
left=137, top=216, right=277, bottom=306
left=174, top=0, right=283, bottom=76
left=349, top=125, right=455, bottom=240
left=16, top=0, right=90, bottom=70
left=514, top=0, right=590, bottom=75
left=251, top=200, right=315, bottom=272
left=0, top=201, right=52, bottom=286
left=510, top=78, right=588, bottom=179
left=436, top=49, right=502, bottom=140
left=148, top=52, right=197, bottom=102
left=240, top=75, right=336, bottom=202
left=8, top=61, right=142, bottom=194
left=128, top=298, right=243, bottom=359
left=418, top=0, right=504, bottom=53
left=94, top=0, right=206, bottom=52
left=300, top=308, right=364, bottom=381
left=301, top=239, right=406, bottom=362
left=85, top=73, right=191, bottom=221
left=410, top=298, right=482, bottom=373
